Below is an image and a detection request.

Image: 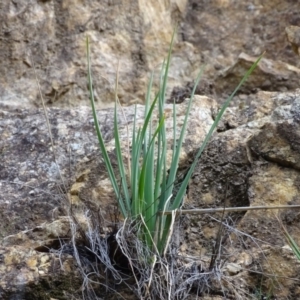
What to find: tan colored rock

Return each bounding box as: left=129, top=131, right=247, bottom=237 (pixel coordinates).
left=0, top=0, right=198, bottom=110
left=225, top=262, right=242, bottom=275
left=186, top=88, right=300, bottom=298
left=2, top=0, right=300, bottom=113
left=286, top=26, right=300, bottom=56
left=2, top=217, right=71, bottom=249
left=215, top=53, right=300, bottom=95
left=0, top=243, right=79, bottom=298
left=2, top=1, right=300, bottom=298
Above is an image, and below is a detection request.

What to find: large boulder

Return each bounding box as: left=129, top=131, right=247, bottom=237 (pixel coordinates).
left=185, top=89, right=300, bottom=298
left=1, top=89, right=300, bottom=298
left=1, top=0, right=300, bottom=110
left=0, top=0, right=195, bottom=109
left=0, top=94, right=217, bottom=298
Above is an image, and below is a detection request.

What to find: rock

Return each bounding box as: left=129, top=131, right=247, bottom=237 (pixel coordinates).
left=0, top=0, right=197, bottom=110
left=225, top=263, right=242, bottom=276
left=286, top=26, right=300, bottom=56
left=2, top=1, right=300, bottom=296
left=2, top=217, right=72, bottom=250
left=0, top=94, right=217, bottom=231
left=0, top=95, right=217, bottom=297
left=2, top=81, right=300, bottom=298
left=215, top=53, right=300, bottom=96
left=185, top=88, right=300, bottom=298
left=2, top=0, right=300, bottom=111
left=182, top=0, right=300, bottom=98
left=0, top=217, right=84, bottom=298
left=0, top=243, right=80, bottom=299
left=2, top=88, right=300, bottom=298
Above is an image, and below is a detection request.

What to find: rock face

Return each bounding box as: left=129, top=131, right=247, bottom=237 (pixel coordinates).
left=1, top=0, right=300, bottom=110
left=1, top=89, right=300, bottom=298
left=0, top=0, right=193, bottom=109
left=2, top=0, right=300, bottom=299
left=215, top=53, right=300, bottom=96
left=286, top=26, right=300, bottom=56
left=0, top=95, right=217, bottom=237
left=185, top=89, right=300, bottom=299
left=0, top=94, right=217, bottom=298
left=0, top=217, right=80, bottom=300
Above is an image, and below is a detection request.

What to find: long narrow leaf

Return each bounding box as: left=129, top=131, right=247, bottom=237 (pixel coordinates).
left=165, top=65, right=205, bottom=204
left=171, top=52, right=264, bottom=210
left=154, top=29, right=176, bottom=204
left=139, top=116, right=165, bottom=248
left=138, top=116, right=166, bottom=202
left=114, top=104, right=131, bottom=215
left=131, top=127, right=141, bottom=215
left=86, top=37, right=127, bottom=217
left=278, top=216, right=300, bottom=261
left=131, top=94, right=159, bottom=216
left=286, top=233, right=300, bottom=260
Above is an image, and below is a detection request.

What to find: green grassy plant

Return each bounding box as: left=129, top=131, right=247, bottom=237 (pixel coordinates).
left=285, top=232, right=300, bottom=261
left=278, top=217, right=300, bottom=261
left=86, top=31, right=263, bottom=258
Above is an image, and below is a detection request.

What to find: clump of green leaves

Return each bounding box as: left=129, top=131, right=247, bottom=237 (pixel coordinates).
left=278, top=217, right=300, bottom=261
left=86, top=30, right=263, bottom=257
left=286, top=233, right=300, bottom=261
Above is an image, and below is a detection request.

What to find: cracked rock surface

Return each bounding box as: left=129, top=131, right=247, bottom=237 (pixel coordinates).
left=1, top=90, right=300, bottom=298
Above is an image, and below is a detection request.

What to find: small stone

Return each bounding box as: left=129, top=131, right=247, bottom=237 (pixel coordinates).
left=237, top=252, right=253, bottom=267
left=40, top=255, right=50, bottom=265
left=26, top=257, right=37, bottom=270
left=225, top=263, right=242, bottom=275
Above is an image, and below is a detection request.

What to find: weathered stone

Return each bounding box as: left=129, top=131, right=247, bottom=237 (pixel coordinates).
left=2, top=86, right=300, bottom=298
left=2, top=217, right=71, bottom=249
left=0, top=0, right=195, bottom=110
left=2, top=89, right=300, bottom=298
left=1, top=0, right=300, bottom=297
left=215, top=53, right=300, bottom=96
left=0, top=95, right=217, bottom=297
left=182, top=0, right=300, bottom=101
left=186, top=88, right=300, bottom=298
left=0, top=244, right=80, bottom=299
left=286, top=26, right=300, bottom=56
left=1, top=0, right=300, bottom=111
left=225, top=262, right=242, bottom=275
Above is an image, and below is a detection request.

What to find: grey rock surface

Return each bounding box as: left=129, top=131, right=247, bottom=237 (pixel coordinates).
left=1, top=0, right=300, bottom=298
left=1, top=90, right=300, bottom=298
